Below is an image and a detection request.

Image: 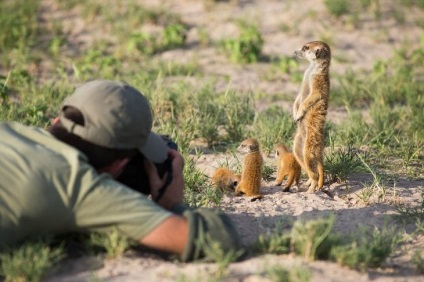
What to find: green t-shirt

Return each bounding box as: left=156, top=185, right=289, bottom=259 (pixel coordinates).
left=0, top=122, right=172, bottom=247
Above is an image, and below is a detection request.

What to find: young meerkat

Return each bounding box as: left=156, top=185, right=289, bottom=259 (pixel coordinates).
left=292, top=41, right=331, bottom=193
left=274, top=144, right=301, bottom=192
left=211, top=167, right=241, bottom=192
left=235, top=138, right=263, bottom=201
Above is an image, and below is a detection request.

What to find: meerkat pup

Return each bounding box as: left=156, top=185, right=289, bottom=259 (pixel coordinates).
left=274, top=144, right=301, bottom=192
left=211, top=167, right=241, bottom=192
left=235, top=138, right=263, bottom=201
left=292, top=41, right=331, bottom=193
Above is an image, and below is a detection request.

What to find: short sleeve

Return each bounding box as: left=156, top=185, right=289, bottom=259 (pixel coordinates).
left=71, top=170, right=173, bottom=240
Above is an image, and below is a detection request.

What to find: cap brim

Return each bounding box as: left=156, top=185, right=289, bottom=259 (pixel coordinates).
left=139, top=132, right=168, bottom=163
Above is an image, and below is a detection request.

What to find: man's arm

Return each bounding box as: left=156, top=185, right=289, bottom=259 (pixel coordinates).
left=144, top=149, right=245, bottom=262
left=140, top=149, right=188, bottom=255
left=139, top=215, right=188, bottom=255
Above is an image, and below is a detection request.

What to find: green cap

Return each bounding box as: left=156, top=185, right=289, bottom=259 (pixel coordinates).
left=59, top=80, right=167, bottom=163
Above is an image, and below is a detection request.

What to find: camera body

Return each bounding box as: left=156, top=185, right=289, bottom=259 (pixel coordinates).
left=117, top=135, right=177, bottom=195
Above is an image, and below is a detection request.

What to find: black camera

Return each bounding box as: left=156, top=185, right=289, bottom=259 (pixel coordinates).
left=117, top=135, right=178, bottom=198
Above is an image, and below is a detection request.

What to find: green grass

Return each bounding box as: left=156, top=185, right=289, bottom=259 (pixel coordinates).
left=290, top=215, right=336, bottom=261
left=252, top=215, right=402, bottom=271
left=1, top=0, right=423, bottom=278
left=266, top=264, right=312, bottom=282
left=323, top=0, right=350, bottom=18
left=0, top=0, right=41, bottom=66
left=0, top=237, right=64, bottom=282
left=324, top=137, right=366, bottom=184
left=252, top=105, right=296, bottom=154
left=330, top=225, right=403, bottom=272
left=412, top=251, right=424, bottom=274
left=89, top=229, right=134, bottom=259
left=197, top=235, right=245, bottom=280
left=219, top=20, right=264, bottom=64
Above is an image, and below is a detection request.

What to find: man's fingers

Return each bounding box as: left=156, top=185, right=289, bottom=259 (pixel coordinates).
left=144, top=160, right=165, bottom=189
left=168, top=149, right=184, bottom=170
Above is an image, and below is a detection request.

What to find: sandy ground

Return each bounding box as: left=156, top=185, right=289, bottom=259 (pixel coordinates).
left=40, top=0, right=424, bottom=281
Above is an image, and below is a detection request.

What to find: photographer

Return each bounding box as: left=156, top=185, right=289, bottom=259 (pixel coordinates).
left=0, top=79, right=244, bottom=261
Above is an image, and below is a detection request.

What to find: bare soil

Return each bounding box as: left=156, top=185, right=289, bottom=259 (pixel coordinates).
left=44, top=0, right=424, bottom=281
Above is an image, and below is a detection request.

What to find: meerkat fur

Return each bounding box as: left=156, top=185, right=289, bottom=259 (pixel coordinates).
left=292, top=41, right=331, bottom=193
left=235, top=138, right=263, bottom=201
left=211, top=167, right=241, bottom=192
left=274, top=144, right=301, bottom=192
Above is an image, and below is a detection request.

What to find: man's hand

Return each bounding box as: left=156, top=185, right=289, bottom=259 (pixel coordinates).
left=144, top=149, right=185, bottom=210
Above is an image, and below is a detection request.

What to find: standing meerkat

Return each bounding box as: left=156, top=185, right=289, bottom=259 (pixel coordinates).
left=292, top=41, right=331, bottom=193
left=274, top=144, right=301, bottom=192
left=211, top=167, right=241, bottom=192
left=235, top=138, right=263, bottom=201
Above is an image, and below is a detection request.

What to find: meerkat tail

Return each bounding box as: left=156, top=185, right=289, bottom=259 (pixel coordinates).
left=318, top=162, right=324, bottom=190
left=250, top=194, right=263, bottom=201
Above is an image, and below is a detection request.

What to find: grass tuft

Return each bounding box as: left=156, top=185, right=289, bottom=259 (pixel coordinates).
left=0, top=237, right=64, bottom=282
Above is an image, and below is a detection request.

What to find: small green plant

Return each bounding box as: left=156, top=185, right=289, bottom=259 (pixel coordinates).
left=358, top=154, right=389, bottom=203
left=252, top=230, right=291, bottom=255
left=15, top=104, right=51, bottom=127
left=277, top=55, right=299, bottom=74
left=262, top=163, right=275, bottom=181
left=324, top=0, right=350, bottom=18
left=161, top=24, right=188, bottom=51
left=0, top=238, right=64, bottom=282
left=266, top=265, right=290, bottom=282
left=128, top=32, right=159, bottom=56
left=198, top=235, right=245, bottom=280
left=412, top=251, right=424, bottom=274
left=89, top=229, right=133, bottom=259
left=356, top=186, right=374, bottom=204
left=330, top=226, right=403, bottom=272
left=290, top=215, right=335, bottom=261
left=324, top=138, right=365, bottom=184
left=266, top=265, right=312, bottom=282
left=396, top=133, right=424, bottom=169
left=219, top=21, right=264, bottom=63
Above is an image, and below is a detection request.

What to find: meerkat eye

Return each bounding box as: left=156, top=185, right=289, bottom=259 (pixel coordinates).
left=302, top=45, right=309, bottom=51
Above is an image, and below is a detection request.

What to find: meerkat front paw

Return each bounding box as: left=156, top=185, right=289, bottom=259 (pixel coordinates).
left=294, top=110, right=305, bottom=122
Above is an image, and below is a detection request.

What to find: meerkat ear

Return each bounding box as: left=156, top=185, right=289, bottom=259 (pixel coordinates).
left=315, top=48, right=321, bottom=58
left=233, top=180, right=239, bottom=187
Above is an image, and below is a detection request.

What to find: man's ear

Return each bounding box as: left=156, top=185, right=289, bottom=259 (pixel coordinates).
left=52, top=116, right=60, bottom=125
left=99, top=158, right=130, bottom=178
